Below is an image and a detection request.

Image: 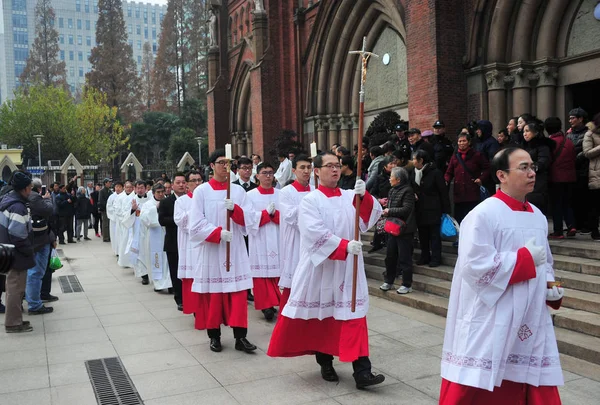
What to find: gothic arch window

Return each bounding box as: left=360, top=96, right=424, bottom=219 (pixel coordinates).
left=233, top=12, right=239, bottom=44
left=246, top=3, right=252, bottom=32
left=239, top=7, right=245, bottom=37
left=228, top=17, right=233, bottom=47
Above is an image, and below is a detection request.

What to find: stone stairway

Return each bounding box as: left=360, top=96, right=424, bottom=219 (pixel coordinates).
left=361, top=231, right=600, bottom=372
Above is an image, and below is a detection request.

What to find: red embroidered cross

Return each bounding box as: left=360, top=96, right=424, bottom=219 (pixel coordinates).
left=339, top=281, right=345, bottom=292
left=518, top=324, right=533, bottom=341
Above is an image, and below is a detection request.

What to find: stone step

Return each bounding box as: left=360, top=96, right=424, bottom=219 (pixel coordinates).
left=551, top=309, right=600, bottom=338
left=562, top=289, right=600, bottom=316
left=366, top=264, right=452, bottom=298
left=554, top=270, right=600, bottom=295
left=555, top=327, right=600, bottom=366
left=366, top=277, right=448, bottom=317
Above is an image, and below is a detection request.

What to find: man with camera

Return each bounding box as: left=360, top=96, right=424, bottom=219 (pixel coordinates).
left=25, top=178, right=56, bottom=315
left=0, top=172, right=35, bottom=333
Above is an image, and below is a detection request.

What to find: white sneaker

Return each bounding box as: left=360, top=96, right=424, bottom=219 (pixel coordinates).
left=379, top=283, right=393, bottom=291
left=397, top=286, right=412, bottom=294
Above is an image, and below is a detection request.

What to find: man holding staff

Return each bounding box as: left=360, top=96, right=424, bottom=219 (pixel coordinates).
left=267, top=152, right=385, bottom=389
left=189, top=149, right=258, bottom=353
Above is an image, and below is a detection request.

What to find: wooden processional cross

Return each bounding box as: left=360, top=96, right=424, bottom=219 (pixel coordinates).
left=349, top=37, right=379, bottom=312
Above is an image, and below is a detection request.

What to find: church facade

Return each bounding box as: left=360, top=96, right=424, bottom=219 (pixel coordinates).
left=206, top=0, right=600, bottom=158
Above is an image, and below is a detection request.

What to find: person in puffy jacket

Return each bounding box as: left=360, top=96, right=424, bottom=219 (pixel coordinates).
left=444, top=132, right=490, bottom=224
left=474, top=120, right=500, bottom=162
left=583, top=112, right=600, bottom=240
left=523, top=119, right=555, bottom=214
left=75, top=186, right=92, bottom=241
left=546, top=117, right=577, bottom=239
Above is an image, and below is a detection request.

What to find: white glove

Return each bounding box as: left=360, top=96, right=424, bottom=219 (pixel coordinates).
left=221, top=230, right=232, bottom=243
left=267, top=202, right=276, bottom=215
left=546, top=286, right=564, bottom=301
left=224, top=199, right=234, bottom=211
left=524, top=237, right=546, bottom=266
left=354, top=179, right=366, bottom=197
left=347, top=240, right=362, bottom=256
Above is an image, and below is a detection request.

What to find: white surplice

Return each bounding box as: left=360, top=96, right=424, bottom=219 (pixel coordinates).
left=246, top=188, right=281, bottom=278
left=189, top=180, right=257, bottom=293
left=140, top=198, right=172, bottom=290
left=282, top=189, right=382, bottom=321
left=120, top=193, right=148, bottom=273
left=441, top=196, right=563, bottom=391
left=106, top=191, right=121, bottom=255
left=278, top=182, right=313, bottom=289
left=173, top=194, right=194, bottom=279
left=116, top=192, right=134, bottom=267
left=274, top=158, right=293, bottom=189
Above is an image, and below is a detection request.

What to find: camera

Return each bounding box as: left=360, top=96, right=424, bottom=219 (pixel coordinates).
left=0, top=244, right=16, bottom=275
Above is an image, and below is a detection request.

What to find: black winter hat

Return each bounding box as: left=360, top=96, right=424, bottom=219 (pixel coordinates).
left=569, top=107, right=587, bottom=119
left=11, top=171, right=32, bottom=191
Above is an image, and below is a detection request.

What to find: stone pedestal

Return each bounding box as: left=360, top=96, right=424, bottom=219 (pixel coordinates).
left=485, top=70, right=507, bottom=136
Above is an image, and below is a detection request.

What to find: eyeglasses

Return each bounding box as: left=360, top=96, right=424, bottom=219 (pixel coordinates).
left=214, top=161, right=229, bottom=166
left=259, top=171, right=274, bottom=176
left=321, top=164, right=342, bottom=170
left=188, top=179, right=203, bottom=183
left=506, top=164, right=538, bottom=173
left=238, top=166, right=252, bottom=171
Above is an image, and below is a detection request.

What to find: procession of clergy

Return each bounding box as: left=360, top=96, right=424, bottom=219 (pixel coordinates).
left=103, top=146, right=564, bottom=403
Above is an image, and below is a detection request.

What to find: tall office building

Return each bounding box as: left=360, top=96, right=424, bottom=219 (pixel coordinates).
left=0, top=0, right=167, bottom=104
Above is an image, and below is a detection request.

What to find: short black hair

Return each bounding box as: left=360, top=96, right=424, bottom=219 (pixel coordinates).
left=382, top=142, right=396, bottom=153
left=525, top=118, right=544, bottom=138
left=172, top=171, right=186, bottom=181
left=336, top=146, right=350, bottom=156
left=313, top=152, right=337, bottom=168
left=237, top=157, right=252, bottom=166
left=544, top=117, right=562, bottom=134
left=257, top=162, right=275, bottom=173
left=185, top=170, right=202, bottom=182
left=135, top=180, right=146, bottom=187
left=114, top=181, right=124, bottom=187
left=412, top=149, right=431, bottom=164
left=369, top=146, right=383, bottom=157
left=209, top=149, right=226, bottom=164
left=292, top=154, right=311, bottom=169
left=277, top=150, right=287, bottom=158
left=152, top=183, right=165, bottom=193
left=491, top=147, right=522, bottom=183
left=497, top=129, right=509, bottom=137
left=251, top=154, right=261, bottom=161
left=145, top=180, right=154, bottom=187
left=340, top=155, right=354, bottom=169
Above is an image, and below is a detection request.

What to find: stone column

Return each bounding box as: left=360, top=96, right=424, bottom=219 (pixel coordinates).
left=535, top=66, right=558, bottom=120
left=246, top=131, right=253, bottom=155
left=253, top=10, right=268, bottom=60
left=231, top=132, right=239, bottom=156
left=314, top=117, right=327, bottom=152
left=351, top=115, right=359, bottom=149
left=339, top=114, right=351, bottom=148
left=207, top=47, right=219, bottom=89
left=237, top=132, right=246, bottom=157
left=327, top=116, right=340, bottom=149
left=485, top=69, right=507, bottom=136
left=511, top=68, right=531, bottom=117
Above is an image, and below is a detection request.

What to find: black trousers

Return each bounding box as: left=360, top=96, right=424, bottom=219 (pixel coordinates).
left=207, top=327, right=247, bottom=339
left=315, top=352, right=372, bottom=377
left=573, top=176, right=592, bottom=230
left=454, top=201, right=479, bottom=225
left=41, top=260, right=53, bottom=297
left=166, top=251, right=182, bottom=305
left=418, top=224, right=442, bottom=264
left=549, top=183, right=575, bottom=234
left=92, top=213, right=101, bottom=234
left=59, top=215, right=74, bottom=242
left=384, top=233, right=414, bottom=286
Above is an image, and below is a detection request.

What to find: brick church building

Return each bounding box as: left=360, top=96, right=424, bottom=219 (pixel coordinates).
left=206, top=0, right=600, bottom=159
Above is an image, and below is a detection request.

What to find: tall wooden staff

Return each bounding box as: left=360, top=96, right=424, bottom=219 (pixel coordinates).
left=349, top=37, right=378, bottom=312
left=310, top=142, right=319, bottom=188
left=225, top=144, right=232, bottom=272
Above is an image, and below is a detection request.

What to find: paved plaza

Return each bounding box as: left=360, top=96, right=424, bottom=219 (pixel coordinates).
left=1, top=239, right=599, bottom=405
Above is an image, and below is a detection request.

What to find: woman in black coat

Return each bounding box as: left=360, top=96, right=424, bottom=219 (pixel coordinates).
left=74, top=187, right=92, bottom=241
left=523, top=119, right=555, bottom=214
left=367, top=156, right=396, bottom=253
left=380, top=166, right=417, bottom=294
left=411, top=149, right=450, bottom=267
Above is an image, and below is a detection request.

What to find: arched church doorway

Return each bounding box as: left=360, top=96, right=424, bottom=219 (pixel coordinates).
left=568, top=79, right=600, bottom=121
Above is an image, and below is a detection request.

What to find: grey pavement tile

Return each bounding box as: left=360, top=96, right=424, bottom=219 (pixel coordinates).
left=43, top=316, right=102, bottom=333
left=46, top=340, right=117, bottom=365
left=370, top=297, right=447, bottom=329
left=136, top=291, right=174, bottom=304
left=0, top=333, right=45, bottom=353
left=45, top=327, right=109, bottom=348
left=172, top=329, right=208, bottom=347
left=48, top=361, right=93, bottom=387
left=403, top=373, right=441, bottom=401
left=83, top=285, right=131, bottom=298
left=160, top=316, right=196, bottom=332
left=366, top=313, right=427, bottom=334
left=298, top=362, right=399, bottom=397
left=0, top=388, right=52, bottom=405
left=334, top=382, right=438, bottom=405
left=385, top=325, right=445, bottom=349
left=104, top=320, right=168, bottom=340
left=131, top=364, right=221, bottom=400
left=559, top=377, right=600, bottom=404
left=112, top=333, right=183, bottom=356
left=87, top=292, right=138, bottom=306
left=187, top=342, right=249, bottom=365
left=0, top=366, right=49, bottom=394
left=226, top=373, right=330, bottom=405
left=40, top=305, right=96, bottom=321
left=563, top=370, right=584, bottom=383
left=374, top=349, right=443, bottom=382
left=120, top=347, right=199, bottom=375
left=0, top=348, right=48, bottom=371
left=302, top=400, right=341, bottom=405
left=98, top=309, right=157, bottom=327
left=93, top=301, right=147, bottom=316
left=367, top=306, right=396, bottom=318
left=144, top=387, right=240, bottom=405
left=50, top=382, right=97, bottom=405
left=367, top=334, right=417, bottom=365
left=148, top=306, right=188, bottom=320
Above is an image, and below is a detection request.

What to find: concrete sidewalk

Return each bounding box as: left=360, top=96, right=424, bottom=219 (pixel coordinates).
left=1, top=238, right=599, bottom=405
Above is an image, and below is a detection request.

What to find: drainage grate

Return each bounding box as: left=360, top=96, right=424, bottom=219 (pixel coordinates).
left=85, top=357, right=144, bottom=405
left=58, top=275, right=84, bottom=293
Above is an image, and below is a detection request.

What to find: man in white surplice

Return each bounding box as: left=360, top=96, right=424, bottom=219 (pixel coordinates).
left=277, top=155, right=313, bottom=309
left=173, top=170, right=204, bottom=315
left=274, top=151, right=293, bottom=189
left=267, top=152, right=386, bottom=390
left=188, top=149, right=258, bottom=354
left=116, top=181, right=134, bottom=268
left=246, top=162, right=281, bottom=321
left=106, top=181, right=123, bottom=255
left=120, top=181, right=149, bottom=284
left=439, top=147, right=563, bottom=404
left=140, top=183, right=172, bottom=291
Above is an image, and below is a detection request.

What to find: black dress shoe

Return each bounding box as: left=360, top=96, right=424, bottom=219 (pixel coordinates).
left=141, top=277, right=149, bottom=285
left=210, top=338, right=222, bottom=352
left=247, top=290, right=254, bottom=302
left=41, top=294, right=59, bottom=302
left=262, top=307, right=275, bottom=321
left=428, top=262, right=440, bottom=268
left=68, top=240, right=76, bottom=244
left=416, top=259, right=429, bottom=266
left=355, top=372, right=385, bottom=389
left=320, top=364, right=339, bottom=382
left=28, top=305, right=54, bottom=315
left=235, top=338, right=257, bottom=353
left=177, top=304, right=183, bottom=311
